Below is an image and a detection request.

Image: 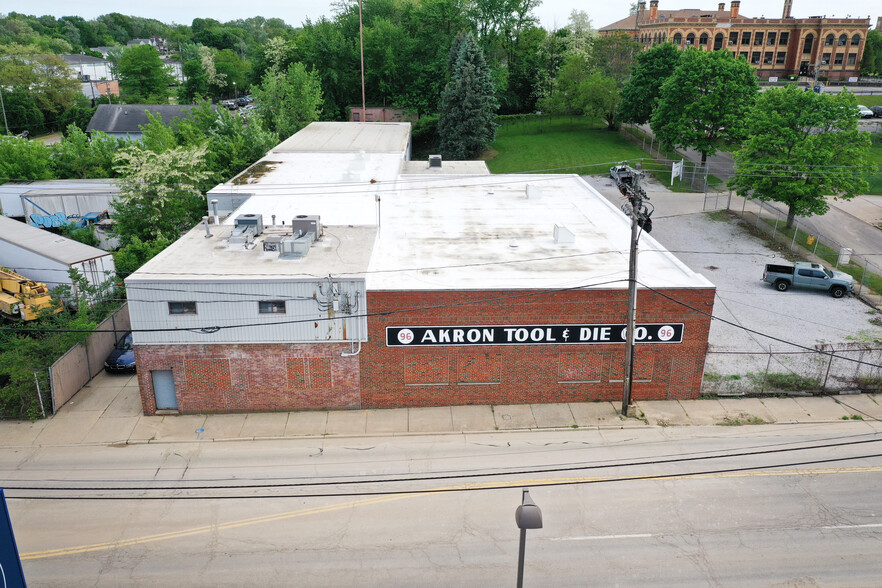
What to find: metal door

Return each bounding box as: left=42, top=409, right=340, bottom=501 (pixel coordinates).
left=151, top=370, right=178, bottom=411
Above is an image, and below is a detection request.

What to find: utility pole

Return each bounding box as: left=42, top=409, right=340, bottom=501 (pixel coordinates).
left=622, top=210, right=639, bottom=415
left=611, top=164, right=653, bottom=415
left=0, top=87, right=8, bottom=135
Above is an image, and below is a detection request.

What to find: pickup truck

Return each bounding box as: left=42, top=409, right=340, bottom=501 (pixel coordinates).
left=763, top=262, right=854, bottom=298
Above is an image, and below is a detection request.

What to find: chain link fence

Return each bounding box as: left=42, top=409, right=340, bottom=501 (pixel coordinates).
left=703, top=344, right=882, bottom=396
left=731, top=194, right=882, bottom=299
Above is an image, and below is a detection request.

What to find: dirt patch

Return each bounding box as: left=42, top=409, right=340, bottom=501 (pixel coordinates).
left=232, top=161, right=282, bottom=185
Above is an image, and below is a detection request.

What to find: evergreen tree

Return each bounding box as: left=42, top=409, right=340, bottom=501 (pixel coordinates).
left=438, top=33, right=498, bottom=160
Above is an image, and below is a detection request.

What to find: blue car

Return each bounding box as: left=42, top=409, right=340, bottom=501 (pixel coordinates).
left=104, top=332, right=135, bottom=373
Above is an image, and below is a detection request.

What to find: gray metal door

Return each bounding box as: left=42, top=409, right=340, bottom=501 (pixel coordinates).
left=151, top=370, right=178, bottom=411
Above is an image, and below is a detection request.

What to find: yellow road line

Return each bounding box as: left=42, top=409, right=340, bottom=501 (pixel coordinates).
left=20, top=464, right=882, bottom=560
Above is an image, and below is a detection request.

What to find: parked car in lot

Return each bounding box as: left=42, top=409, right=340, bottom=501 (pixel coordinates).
left=856, top=105, right=874, bottom=118
left=871, top=106, right=882, bottom=118
left=221, top=99, right=238, bottom=110
left=762, top=262, right=854, bottom=298
left=104, top=332, right=135, bottom=373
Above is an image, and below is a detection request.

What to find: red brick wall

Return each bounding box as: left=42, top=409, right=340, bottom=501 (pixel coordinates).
left=361, top=288, right=714, bottom=408
left=134, top=343, right=360, bottom=415
left=133, top=287, right=714, bottom=414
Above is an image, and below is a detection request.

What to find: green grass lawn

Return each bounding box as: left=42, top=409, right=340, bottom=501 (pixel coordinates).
left=855, top=95, right=882, bottom=107
left=486, top=117, right=649, bottom=175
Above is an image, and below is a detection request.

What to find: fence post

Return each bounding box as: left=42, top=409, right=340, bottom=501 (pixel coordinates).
left=741, top=194, right=747, bottom=216
left=761, top=347, right=772, bottom=394
left=813, top=235, right=820, bottom=256
left=772, top=216, right=779, bottom=239
left=727, top=189, right=732, bottom=211
left=822, top=349, right=835, bottom=392
left=33, top=371, right=46, bottom=419
left=791, top=220, right=798, bottom=250
left=859, top=264, right=867, bottom=295
left=756, top=201, right=763, bottom=228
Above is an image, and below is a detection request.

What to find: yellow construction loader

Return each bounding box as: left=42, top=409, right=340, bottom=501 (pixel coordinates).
left=0, top=268, right=61, bottom=321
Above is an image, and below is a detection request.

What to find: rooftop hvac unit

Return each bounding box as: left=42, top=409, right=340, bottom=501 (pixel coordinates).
left=291, top=215, right=322, bottom=240
left=228, top=225, right=255, bottom=247
left=234, top=213, right=264, bottom=235
left=428, top=155, right=442, bottom=168
left=263, top=235, right=283, bottom=252
left=279, top=233, right=314, bottom=259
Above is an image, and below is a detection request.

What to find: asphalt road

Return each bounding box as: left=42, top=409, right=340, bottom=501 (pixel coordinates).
left=6, top=423, right=882, bottom=586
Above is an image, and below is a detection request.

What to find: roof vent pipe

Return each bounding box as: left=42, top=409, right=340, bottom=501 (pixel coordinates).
left=210, top=199, right=219, bottom=224
left=272, top=214, right=276, bottom=225
left=203, top=216, right=212, bottom=238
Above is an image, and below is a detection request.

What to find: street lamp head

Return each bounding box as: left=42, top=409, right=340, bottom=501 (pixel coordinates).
left=515, top=488, right=543, bottom=530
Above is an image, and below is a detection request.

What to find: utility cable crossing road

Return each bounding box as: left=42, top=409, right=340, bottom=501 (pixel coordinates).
left=5, top=425, right=882, bottom=586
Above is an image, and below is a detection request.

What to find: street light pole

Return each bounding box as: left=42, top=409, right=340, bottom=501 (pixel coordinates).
left=515, top=488, right=543, bottom=588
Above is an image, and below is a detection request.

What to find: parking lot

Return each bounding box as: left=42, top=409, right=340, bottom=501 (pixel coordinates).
left=583, top=174, right=882, bottom=391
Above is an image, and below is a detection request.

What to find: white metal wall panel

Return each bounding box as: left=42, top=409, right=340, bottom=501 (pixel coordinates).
left=127, top=279, right=367, bottom=345
left=22, top=194, right=118, bottom=217
left=0, top=243, right=72, bottom=288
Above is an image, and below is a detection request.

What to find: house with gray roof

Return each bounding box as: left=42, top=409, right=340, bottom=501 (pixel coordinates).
left=85, top=104, right=216, bottom=141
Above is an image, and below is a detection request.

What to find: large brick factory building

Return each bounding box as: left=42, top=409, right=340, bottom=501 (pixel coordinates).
left=127, top=122, right=715, bottom=415
left=601, top=1, right=871, bottom=82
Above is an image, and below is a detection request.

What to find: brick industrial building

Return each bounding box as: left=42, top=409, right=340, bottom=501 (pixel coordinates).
left=600, top=1, right=871, bottom=81
left=126, top=123, right=715, bottom=415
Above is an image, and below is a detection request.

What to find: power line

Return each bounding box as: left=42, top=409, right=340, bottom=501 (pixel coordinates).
left=8, top=451, right=882, bottom=500
left=6, top=432, right=879, bottom=494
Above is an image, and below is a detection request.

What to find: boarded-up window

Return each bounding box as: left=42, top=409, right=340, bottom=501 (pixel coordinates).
left=405, top=353, right=449, bottom=385
left=558, top=353, right=603, bottom=383
left=457, top=351, right=502, bottom=384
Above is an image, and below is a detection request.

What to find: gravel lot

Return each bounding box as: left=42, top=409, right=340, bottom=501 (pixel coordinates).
left=583, top=174, right=882, bottom=392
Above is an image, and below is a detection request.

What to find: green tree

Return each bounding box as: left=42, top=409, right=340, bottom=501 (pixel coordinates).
left=588, top=32, right=641, bottom=86
left=618, top=42, right=680, bottom=125
left=860, top=29, right=882, bottom=75
left=112, top=141, right=211, bottom=244
left=117, top=44, right=174, bottom=103
left=438, top=33, right=499, bottom=159
left=651, top=49, right=758, bottom=165
left=729, top=86, right=872, bottom=228
left=0, top=135, right=54, bottom=180
left=252, top=62, right=323, bottom=140
left=0, top=44, right=80, bottom=132
left=580, top=73, right=621, bottom=130
left=50, top=125, right=123, bottom=179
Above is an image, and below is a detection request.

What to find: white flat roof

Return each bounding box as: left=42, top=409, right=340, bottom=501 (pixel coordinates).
left=128, top=224, right=377, bottom=282
left=272, top=122, right=411, bottom=153
left=0, top=216, right=112, bottom=265
left=365, top=174, right=712, bottom=291
left=218, top=151, right=405, bottom=188
left=132, top=122, right=712, bottom=292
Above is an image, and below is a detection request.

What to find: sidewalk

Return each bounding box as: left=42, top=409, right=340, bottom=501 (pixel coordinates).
left=2, top=371, right=880, bottom=447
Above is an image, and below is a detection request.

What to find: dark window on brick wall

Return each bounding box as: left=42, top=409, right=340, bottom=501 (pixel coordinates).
left=258, top=300, right=286, bottom=314
left=742, top=31, right=751, bottom=44
left=776, top=52, right=786, bottom=64
left=729, top=31, right=738, bottom=45
left=779, top=32, right=789, bottom=45
left=169, top=301, right=197, bottom=315
left=767, top=32, right=776, bottom=45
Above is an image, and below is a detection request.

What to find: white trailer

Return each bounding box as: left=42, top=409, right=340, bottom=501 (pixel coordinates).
left=0, top=216, right=116, bottom=300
